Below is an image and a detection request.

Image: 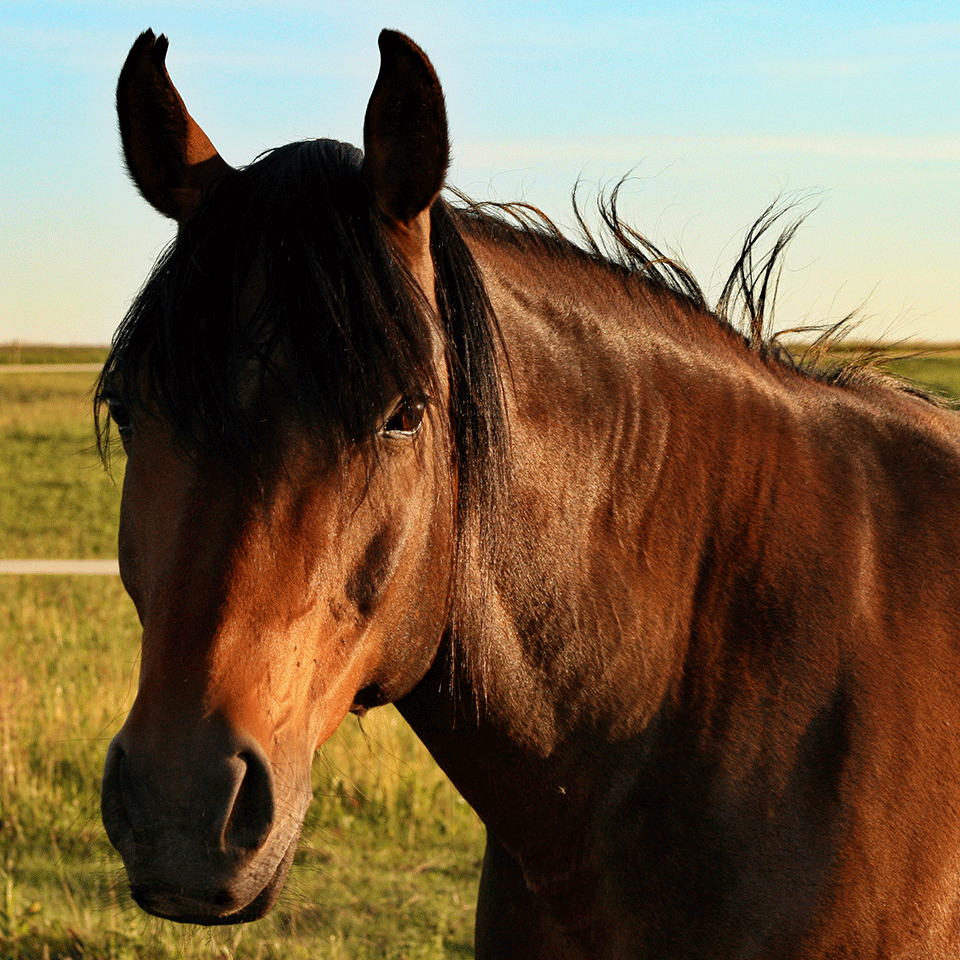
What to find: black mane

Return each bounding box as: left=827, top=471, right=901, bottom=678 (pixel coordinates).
left=454, top=188, right=813, bottom=357
left=453, top=188, right=944, bottom=403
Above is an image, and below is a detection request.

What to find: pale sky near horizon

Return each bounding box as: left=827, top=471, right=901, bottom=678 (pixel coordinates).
left=2, top=1, right=958, bottom=345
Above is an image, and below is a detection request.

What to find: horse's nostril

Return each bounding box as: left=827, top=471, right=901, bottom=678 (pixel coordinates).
left=102, top=730, right=277, bottom=858
left=224, top=744, right=275, bottom=852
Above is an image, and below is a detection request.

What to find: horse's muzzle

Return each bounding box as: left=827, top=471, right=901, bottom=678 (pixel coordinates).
left=101, top=721, right=308, bottom=923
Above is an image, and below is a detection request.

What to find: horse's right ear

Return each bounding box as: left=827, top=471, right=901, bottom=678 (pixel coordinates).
left=117, top=30, right=232, bottom=223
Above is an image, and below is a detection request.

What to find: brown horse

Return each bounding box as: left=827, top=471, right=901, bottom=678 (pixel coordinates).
left=98, top=28, right=960, bottom=959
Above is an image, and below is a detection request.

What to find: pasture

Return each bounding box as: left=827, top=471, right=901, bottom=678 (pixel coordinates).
left=1, top=345, right=957, bottom=959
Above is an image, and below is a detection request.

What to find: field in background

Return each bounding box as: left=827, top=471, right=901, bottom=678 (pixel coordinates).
left=2, top=344, right=959, bottom=959
left=793, top=340, right=960, bottom=403
left=0, top=368, right=118, bottom=560
left=0, top=345, right=107, bottom=366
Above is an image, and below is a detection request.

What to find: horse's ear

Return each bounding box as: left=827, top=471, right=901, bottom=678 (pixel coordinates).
left=362, top=31, right=449, bottom=227
left=117, top=30, right=232, bottom=223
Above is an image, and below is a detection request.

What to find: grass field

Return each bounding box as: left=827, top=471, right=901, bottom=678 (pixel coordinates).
left=2, top=344, right=959, bottom=960
left=0, top=345, right=107, bottom=366
left=880, top=356, right=960, bottom=404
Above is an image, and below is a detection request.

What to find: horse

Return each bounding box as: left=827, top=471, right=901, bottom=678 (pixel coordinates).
left=98, top=28, right=960, bottom=960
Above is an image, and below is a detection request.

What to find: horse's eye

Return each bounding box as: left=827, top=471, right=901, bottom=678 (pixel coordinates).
left=382, top=398, right=426, bottom=438
left=107, top=397, right=134, bottom=439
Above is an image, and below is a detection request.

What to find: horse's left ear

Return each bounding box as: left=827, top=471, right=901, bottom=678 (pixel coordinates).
left=362, top=31, right=449, bottom=228
left=117, top=30, right=233, bottom=223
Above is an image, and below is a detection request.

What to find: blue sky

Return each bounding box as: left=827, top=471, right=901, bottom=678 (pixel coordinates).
left=2, top=1, right=958, bottom=344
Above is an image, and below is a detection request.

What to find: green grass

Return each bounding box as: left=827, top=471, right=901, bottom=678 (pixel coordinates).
left=882, top=356, right=960, bottom=402
left=0, top=372, right=122, bottom=559
left=0, top=345, right=108, bottom=366
left=793, top=343, right=960, bottom=402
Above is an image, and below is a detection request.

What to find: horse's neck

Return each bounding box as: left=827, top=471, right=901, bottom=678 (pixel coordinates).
left=481, top=241, right=813, bottom=720
left=402, top=234, right=822, bottom=868
left=400, top=228, right=960, bottom=931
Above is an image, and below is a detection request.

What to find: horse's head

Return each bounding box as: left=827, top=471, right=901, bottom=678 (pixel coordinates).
left=98, top=29, right=490, bottom=924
